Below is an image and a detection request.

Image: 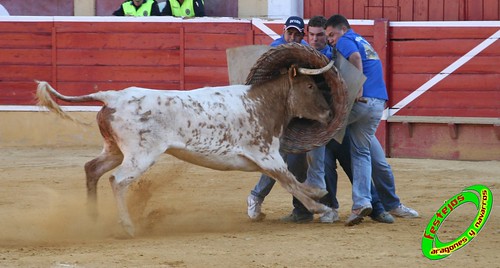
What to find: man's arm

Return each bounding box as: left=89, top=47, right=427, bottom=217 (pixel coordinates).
left=348, top=51, right=365, bottom=101
left=348, top=51, right=362, bottom=71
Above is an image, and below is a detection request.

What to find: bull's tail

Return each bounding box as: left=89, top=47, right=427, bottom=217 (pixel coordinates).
left=35, top=80, right=98, bottom=124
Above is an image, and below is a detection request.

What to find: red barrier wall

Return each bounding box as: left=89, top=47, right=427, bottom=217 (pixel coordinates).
left=0, top=17, right=251, bottom=105
left=304, top=0, right=500, bottom=21
left=0, top=17, right=498, bottom=160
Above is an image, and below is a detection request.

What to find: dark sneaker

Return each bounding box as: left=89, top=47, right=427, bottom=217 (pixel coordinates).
left=345, top=205, right=372, bottom=226
left=280, top=213, right=313, bottom=223
left=371, top=211, right=395, bottom=224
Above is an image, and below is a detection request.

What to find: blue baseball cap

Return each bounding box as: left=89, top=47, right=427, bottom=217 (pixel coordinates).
left=285, top=16, right=305, bottom=33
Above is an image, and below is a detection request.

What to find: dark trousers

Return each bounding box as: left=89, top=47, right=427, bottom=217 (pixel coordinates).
left=291, top=131, right=386, bottom=217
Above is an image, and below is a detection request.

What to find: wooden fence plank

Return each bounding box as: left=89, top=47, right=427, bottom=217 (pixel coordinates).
left=55, top=22, right=181, bottom=33
left=184, top=66, right=228, bottom=85
left=429, top=0, right=445, bottom=20
left=261, top=23, right=283, bottom=34
left=436, top=73, right=500, bottom=90
left=391, top=27, right=498, bottom=39
left=185, top=50, right=227, bottom=67
left=56, top=33, right=180, bottom=49
left=398, top=0, right=414, bottom=20
left=0, top=21, right=52, bottom=33
left=303, top=0, right=311, bottom=18
left=391, top=39, right=500, bottom=56
left=0, top=49, right=51, bottom=65
left=391, top=74, right=500, bottom=92
left=0, top=33, right=51, bottom=48
left=56, top=49, right=180, bottom=66
left=391, top=90, right=500, bottom=108
left=184, top=33, right=251, bottom=50
left=392, top=55, right=500, bottom=74
left=56, top=81, right=181, bottom=96
left=444, top=0, right=464, bottom=20
left=0, top=65, right=51, bottom=81
left=182, top=22, right=251, bottom=34
left=467, top=0, right=484, bottom=20
left=307, top=0, right=325, bottom=18
left=383, top=5, right=400, bottom=20
left=338, top=0, right=354, bottom=18
left=483, top=0, right=500, bottom=20
left=253, top=35, right=274, bottom=45
left=56, top=66, right=180, bottom=82
left=351, top=25, right=374, bottom=38
left=324, top=0, right=339, bottom=17
left=353, top=0, right=368, bottom=19
left=0, top=82, right=41, bottom=105
left=414, top=0, right=430, bottom=20
left=390, top=107, right=499, bottom=117
left=366, top=0, right=384, bottom=19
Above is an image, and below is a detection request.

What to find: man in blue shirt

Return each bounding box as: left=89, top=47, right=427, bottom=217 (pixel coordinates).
left=270, top=16, right=308, bottom=47
left=325, top=14, right=386, bottom=226
left=325, top=14, right=418, bottom=226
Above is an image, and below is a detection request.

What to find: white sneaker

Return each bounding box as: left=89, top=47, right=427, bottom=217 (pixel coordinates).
left=390, top=204, right=419, bottom=218
left=247, top=194, right=265, bottom=221
left=319, top=209, right=339, bottom=223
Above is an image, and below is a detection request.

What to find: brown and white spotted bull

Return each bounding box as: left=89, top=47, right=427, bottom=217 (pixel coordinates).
left=35, top=62, right=334, bottom=236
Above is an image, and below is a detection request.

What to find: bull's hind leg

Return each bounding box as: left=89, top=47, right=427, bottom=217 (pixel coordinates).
left=109, top=149, right=165, bottom=237
left=84, top=143, right=123, bottom=218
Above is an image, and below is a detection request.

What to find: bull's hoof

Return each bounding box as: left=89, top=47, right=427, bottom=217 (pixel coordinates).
left=118, top=220, right=136, bottom=238
left=113, top=229, right=135, bottom=239
left=249, top=212, right=266, bottom=222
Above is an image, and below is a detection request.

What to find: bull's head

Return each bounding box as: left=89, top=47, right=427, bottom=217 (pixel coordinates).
left=286, top=61, right=334, bottom=125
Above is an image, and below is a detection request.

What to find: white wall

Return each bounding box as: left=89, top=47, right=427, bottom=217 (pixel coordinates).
left=238, top=0, right=268, bottom=18
left=267, top=0, right=303, bottom=19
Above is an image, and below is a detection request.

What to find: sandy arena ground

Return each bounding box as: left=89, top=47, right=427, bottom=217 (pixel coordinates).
left=0, top=146, right=498, bottom=267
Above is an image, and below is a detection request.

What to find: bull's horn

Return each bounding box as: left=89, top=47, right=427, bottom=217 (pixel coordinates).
left=297, top=60, right=334, bottom=75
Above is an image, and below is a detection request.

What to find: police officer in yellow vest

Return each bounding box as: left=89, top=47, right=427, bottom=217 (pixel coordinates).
left=113, top=0, right=161, bottom=16
left=161, top=0, right=205, bottom=17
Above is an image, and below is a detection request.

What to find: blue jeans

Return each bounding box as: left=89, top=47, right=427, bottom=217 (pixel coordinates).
left=324, top=133, right=394, bottom=217
left=348, top=97, right=385, bottom=210
left=250, top=146, right=326, bottom=200
left=323, top=131, right=386, bottom=217
left=370, top=137, right=401, bottom=211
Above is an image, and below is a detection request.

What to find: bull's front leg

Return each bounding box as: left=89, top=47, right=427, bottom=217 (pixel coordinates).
left=266, top=166, right=331, bottom=215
